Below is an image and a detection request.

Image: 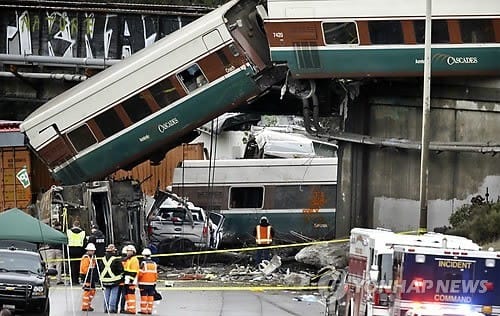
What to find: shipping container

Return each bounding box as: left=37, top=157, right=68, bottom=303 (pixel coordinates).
left=0, top=121, right=57, bottom=212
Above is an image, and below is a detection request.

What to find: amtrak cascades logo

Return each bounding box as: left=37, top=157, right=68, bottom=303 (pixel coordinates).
left=157, top=117, right=179, bottom=133
left=446, top=56, right=478, bottom=65
left=415, top=55, right=479, bottom=65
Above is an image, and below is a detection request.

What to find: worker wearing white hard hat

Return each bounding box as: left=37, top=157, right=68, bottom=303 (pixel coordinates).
left=85, top=243, right=97, bottom=251
left=80, top=243, right=98, bottom=311
left=123, top=244, right=140, bottom=314
left=138, top=248, right=158, bottom=314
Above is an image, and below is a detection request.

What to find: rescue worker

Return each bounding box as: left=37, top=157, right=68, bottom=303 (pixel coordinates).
left=87, top=224, right=106, bottom=258
left=123, top=245, right=140, bottom=314
left=116, top=246, right=128, bottom=313
left=253, top=216, right=275, bottom=265
left=100, top=244, right=123, bottom=313
left=79, top=243, right=98, bottom=312
left=137, top=248, right=158, bottom=315
left=68, top=220, right=86, bottom=285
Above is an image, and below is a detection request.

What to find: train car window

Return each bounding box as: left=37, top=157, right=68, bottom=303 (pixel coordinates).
left=414, top=20, right=449, bottom=43
left=459, top=19, right=495, bottom=43
left=149, top=77, right=181, bottom=108
left=322, top=22, right=359, bottom=44
left=368, top=21, right=404, bottom=44
left=121, top=94, right=153, bottom=122
left=229, top=187, right=263, bottom=209
left=94, top=108, right=125, bottom=138
left=67, top=124, right=97, bottom=152
left=177, top=64, right=208, bottom=93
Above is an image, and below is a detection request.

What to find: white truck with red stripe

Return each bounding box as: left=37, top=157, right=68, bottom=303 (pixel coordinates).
left=340, top=228, right=497, bottom=316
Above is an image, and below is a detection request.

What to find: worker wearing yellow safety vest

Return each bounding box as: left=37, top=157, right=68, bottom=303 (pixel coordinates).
left=123, top=245, right=140, bottom=314
left=253, top=216, right=275, bottom=265
left=68, top=220, right=86, bottom=285
left=100, top=244, right=124, bottom=313
left=138, top=248, right=158, bottom=314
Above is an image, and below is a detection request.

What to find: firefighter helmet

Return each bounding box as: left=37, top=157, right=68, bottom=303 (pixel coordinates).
left=85, top=243, right=96, bottom=251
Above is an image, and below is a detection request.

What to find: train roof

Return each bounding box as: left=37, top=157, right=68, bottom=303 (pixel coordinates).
left=266, top=0, right=500, bottom=19
left=172, top=157, right=338, bottom=186
left=20, top=0, right=238, bottom=133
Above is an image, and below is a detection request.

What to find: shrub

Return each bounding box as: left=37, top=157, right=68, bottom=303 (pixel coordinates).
left=448, top=199, right=500, bottom=245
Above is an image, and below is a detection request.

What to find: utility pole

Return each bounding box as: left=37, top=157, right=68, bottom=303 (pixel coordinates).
left=419, top=0, right=432, bottom=232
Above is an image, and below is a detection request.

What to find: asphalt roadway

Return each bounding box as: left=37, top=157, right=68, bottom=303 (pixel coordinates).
left=48, top=285, right=326, bottom=316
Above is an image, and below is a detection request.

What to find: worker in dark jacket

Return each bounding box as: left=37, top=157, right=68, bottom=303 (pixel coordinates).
left=87, top=224, right=106, bottom=258
left=100, top=244, right=124, bottom=313
left=253, top=216, right=275, bottom=265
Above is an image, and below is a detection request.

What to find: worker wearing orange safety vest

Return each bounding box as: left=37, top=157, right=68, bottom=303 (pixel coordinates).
left=79, top=243, right=98, bottom=312
left=253, top=216, right=275, bottom=265
left=123, top=245, right=140, bottom=314
left=138, top=248, right=158, bottom=315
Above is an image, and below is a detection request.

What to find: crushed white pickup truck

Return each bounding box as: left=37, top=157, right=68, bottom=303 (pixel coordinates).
left=146, top=190, right=224, bottom=266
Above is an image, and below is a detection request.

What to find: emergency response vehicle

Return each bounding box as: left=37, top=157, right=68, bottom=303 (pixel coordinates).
left=391, top=244, right=499, bottom=316
left=340, top=228, right=497, bottom=316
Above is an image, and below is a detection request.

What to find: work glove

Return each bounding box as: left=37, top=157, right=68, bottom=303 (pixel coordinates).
left=124, top=275, right=133, bottom=285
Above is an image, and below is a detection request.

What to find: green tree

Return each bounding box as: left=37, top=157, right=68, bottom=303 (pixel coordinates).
left=448, top=197, right=500, bottom=244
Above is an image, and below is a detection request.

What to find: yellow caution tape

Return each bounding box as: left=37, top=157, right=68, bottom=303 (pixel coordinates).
left=46, top=228, right=426, bottom=263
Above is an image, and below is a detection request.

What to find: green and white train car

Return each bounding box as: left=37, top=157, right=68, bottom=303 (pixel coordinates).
left=20, top=0, right=282, bottom=185
left=171, top=157, right=337, bottom=245
left=262, top=0, right=500, bottom=78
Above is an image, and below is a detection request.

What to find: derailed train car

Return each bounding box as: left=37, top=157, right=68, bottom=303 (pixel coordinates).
left=171, top=157, right=338, bottom=245
left=20, top=0, right=284, bottom=185
left=39, top=180, right=145, bottom=247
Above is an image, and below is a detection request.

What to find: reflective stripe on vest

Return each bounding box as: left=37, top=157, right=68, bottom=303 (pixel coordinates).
left=68, top=230, right=85, bottom=247
left=100, top=256, right=122, bottom=283
left=256, top=225, right=272, bottom=245
left=138, top=260, right=158, bottom=285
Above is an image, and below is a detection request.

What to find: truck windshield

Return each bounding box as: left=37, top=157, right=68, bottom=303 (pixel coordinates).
left=0, top=253, right=43, bottom=274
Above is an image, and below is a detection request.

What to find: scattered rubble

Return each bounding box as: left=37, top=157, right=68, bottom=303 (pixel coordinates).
left=156, top=243, right=349, bottom=290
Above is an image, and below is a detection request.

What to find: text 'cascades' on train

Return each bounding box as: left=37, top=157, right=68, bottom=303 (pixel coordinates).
left=20, top=0, right=500, bottom=184
left=262, top=0, right=500, bottom=78
left=20, top=0, right=284, bottom=184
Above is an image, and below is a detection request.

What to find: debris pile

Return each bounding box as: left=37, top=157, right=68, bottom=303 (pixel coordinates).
left=157, top=241, right=349, bottom=289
